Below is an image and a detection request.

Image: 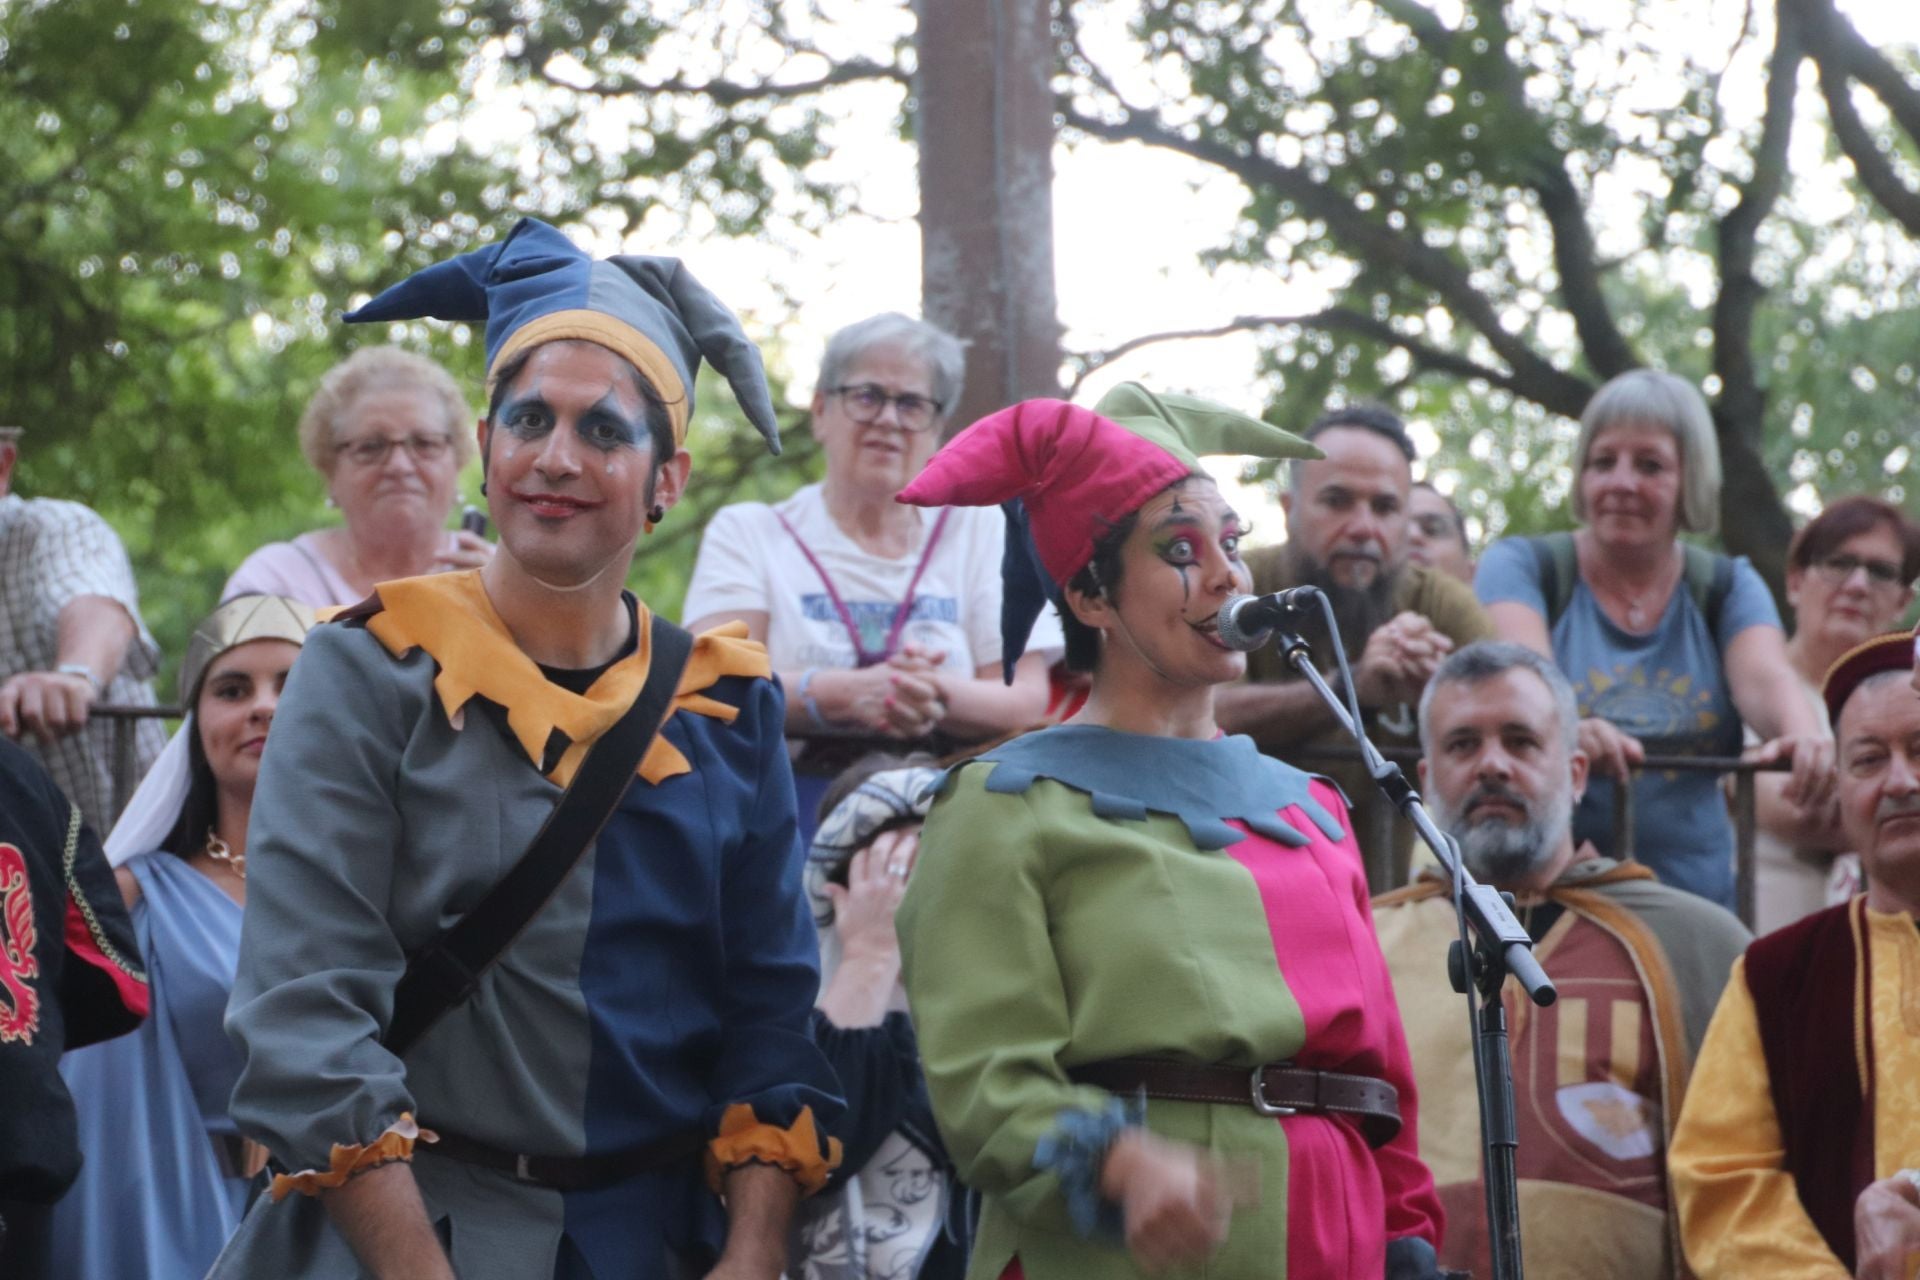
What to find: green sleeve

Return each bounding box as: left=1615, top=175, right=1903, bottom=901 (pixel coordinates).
left=895, top=765, right=1118, bottom=1223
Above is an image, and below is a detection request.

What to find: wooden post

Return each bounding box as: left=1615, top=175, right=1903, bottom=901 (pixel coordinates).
left=914, top=0, right=1063, bottom=431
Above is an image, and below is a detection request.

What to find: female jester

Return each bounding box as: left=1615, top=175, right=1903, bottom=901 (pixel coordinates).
left=894, top=386, right=1445, bottom=1280
left=211, top=219, right=840, bottom=1280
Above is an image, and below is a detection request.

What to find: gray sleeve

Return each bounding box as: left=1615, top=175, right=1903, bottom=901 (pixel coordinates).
left=224, top=624, right=422, bottom=1171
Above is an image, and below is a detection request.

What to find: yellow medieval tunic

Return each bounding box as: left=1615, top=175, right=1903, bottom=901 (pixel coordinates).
left=1670, top=900, right=1920, bottom=1277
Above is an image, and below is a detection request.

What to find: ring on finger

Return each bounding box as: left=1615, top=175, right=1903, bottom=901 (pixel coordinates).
left=888, top=862, right=909, bottom=879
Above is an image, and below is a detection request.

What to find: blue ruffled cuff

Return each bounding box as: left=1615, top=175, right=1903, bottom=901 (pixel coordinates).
left=1031, top=1093, right=1147, bottom=1242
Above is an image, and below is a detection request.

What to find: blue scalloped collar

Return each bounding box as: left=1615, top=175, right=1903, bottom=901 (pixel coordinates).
left=959, top=724, right=1345, bottom=850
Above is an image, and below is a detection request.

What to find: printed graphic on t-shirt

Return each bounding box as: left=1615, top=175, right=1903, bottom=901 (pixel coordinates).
left=1576, top=663, right=1723, bottom=772
left=799, top=593, right=962, bottom=662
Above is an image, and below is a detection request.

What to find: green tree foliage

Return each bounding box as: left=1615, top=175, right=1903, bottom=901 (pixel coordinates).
left=0, top=0, right=826, bottom=687
left=1050, top=0, right=1920, bottom=591
left=415, top=0, right=1920, bottom=597
left=10, top=0, right=1917, bottom=685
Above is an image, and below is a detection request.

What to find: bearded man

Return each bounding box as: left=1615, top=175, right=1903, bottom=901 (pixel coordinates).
left=1372, top=640, right=1748, bottom=1279
left=1216, top=405, right=1491, bottom=888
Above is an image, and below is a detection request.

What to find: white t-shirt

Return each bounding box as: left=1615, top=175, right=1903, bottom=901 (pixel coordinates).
left=682, top=483, right=1062, bottom=676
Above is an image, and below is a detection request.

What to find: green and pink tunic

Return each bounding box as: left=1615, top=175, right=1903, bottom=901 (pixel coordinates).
left=898, top=724, right=1443, bottom=1279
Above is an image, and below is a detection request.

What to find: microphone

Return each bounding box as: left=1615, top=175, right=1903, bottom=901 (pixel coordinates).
left=1215, top=588, right=1322, bottom=651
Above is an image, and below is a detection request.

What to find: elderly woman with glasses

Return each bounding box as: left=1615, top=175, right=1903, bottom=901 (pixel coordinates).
left=685, top=313, right=1059, bottom=834
left=222, top=346, right=492, bottom=607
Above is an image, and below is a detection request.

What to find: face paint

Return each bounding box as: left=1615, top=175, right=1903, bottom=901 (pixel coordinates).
left=1144, top=495, right=1248, bottom=614
left=1152, top=531, right=1201, bottom=604
left=495, top=380, right=649, bottom=455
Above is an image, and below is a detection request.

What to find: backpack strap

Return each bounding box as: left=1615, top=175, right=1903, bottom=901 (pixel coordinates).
left=1681, top=543, right=1737, bottom=642
left=1527, top=532, right=1580, bottom=629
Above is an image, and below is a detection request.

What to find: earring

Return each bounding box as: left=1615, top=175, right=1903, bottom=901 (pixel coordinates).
left=479, top=480, right=488, bottom=497
left=648, top=503, right=665, bottom=525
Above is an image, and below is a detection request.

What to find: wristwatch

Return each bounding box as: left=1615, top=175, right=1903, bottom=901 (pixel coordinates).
left=56, top=663, right=102, bottom=694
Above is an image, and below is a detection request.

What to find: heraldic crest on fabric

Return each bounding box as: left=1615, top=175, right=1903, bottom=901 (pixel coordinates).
left=0, top=842, right=40, bottom=1044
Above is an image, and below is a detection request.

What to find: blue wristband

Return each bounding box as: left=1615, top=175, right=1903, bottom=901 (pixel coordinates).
left=796, top=667, right=830, bottom=731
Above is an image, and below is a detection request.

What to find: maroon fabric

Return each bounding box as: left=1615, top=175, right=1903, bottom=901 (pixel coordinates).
left=1743, top=899, right=1876, bottom=1270
left=1821, top=629, right=1914, bottom=725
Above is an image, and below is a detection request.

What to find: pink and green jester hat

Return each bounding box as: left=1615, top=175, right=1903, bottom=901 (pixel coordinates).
left=896, top=381, right=1321, bottom=681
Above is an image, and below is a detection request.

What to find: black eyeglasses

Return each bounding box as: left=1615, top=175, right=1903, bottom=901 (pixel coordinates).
left=830, top=384, right=943, bottom=432
left=334, top=433, right=455, bottom=468
left=1810, top=553, right=1908, bottom=589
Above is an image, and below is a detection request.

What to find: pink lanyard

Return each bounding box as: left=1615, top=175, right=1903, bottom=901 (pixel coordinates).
left=775, top=507, right=953, bottom=667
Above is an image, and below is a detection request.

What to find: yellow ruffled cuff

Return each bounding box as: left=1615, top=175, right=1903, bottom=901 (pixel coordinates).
left=704, top=1103, right=841, bottom=1197
left=268, top=1114, right=438, bottom=1201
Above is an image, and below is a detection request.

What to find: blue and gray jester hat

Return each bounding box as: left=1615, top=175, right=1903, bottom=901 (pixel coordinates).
left=344, top=217, right=782, bottom=453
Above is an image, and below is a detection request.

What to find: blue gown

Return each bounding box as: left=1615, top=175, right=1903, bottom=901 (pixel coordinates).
left=51, top=852, right=248, bottom=1279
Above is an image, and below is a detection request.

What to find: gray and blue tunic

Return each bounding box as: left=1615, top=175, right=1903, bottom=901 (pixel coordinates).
left=213, top=573, right=841, bottom=1278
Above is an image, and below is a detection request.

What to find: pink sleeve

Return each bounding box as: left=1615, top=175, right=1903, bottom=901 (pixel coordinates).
left=1373, top=950, right=1447, bottom=1246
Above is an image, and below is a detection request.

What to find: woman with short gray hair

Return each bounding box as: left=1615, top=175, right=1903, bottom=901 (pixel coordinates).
left=684, top=313, right=1059, bottom=836
left=1474, top=369, right=1833, bottom=909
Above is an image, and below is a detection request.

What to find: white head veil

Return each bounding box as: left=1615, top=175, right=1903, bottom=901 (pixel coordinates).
left=103, top=595, right=317, bottom=868
left=105, top=719, right=196, bottom=868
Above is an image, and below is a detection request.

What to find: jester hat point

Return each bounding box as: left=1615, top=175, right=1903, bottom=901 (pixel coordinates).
left=897, top=382, right=1320, bottom=680
left=343, top=217, right=781, bottom=454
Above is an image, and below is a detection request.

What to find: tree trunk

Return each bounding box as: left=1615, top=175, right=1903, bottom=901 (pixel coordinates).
left=1714, top=408, right=1797, bottom=619
left=914, top=0, right=1063, bottom=432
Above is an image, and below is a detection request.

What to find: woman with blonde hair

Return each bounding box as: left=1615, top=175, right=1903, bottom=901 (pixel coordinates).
left=1477, top=369, right=1834, bottom=907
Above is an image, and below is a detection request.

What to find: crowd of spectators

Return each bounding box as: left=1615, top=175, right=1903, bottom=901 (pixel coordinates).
left=2, top=278, right=1918, bottom=1280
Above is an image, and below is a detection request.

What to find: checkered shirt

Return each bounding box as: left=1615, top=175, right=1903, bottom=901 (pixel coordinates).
left=0, top=494, right=166, bottom=831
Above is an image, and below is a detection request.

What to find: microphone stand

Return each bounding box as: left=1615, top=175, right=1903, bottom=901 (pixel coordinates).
left=1260, top=604, right=1555, bottom=1280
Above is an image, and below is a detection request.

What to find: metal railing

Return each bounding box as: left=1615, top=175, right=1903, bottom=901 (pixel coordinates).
left=1297, top=745, right=1785, bottom=929
left=95, top=704, right=1783, bottom=930
left=93, top=703, right=181, bottom=823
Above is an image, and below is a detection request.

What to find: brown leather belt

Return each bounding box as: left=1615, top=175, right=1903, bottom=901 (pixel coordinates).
left=418, top=1125, right=706, bottom=1192
left=1068, top=1057, right=1402, bottom=1149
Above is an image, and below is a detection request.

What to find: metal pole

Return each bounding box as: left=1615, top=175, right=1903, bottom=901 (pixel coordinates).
left=1733, top=769, right=1758, bottom=930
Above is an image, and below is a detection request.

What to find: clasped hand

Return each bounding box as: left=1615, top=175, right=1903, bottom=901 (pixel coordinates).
left=1353, top=612, right=1454, bottom=709
left=840, top=646, right=948, bottom=740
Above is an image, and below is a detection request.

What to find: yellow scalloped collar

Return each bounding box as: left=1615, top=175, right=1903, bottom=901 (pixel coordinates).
left=355, top=571, right=770, bottom=787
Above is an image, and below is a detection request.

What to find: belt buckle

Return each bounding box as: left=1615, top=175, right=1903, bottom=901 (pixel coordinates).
left=515, top=1153, right=535, bottom=1182
left=1249, top=1067, right=1296, bottom=1117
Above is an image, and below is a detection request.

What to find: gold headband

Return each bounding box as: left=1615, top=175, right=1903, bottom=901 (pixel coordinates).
left=179, top=595, right=318, bottom=706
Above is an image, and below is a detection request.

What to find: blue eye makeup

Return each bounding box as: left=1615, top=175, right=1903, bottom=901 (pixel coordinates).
left=493, top=386, right=648, bottom=453
left=576, top=399, right=647, bottom=452
left=497, top=394, right=554, bottom=441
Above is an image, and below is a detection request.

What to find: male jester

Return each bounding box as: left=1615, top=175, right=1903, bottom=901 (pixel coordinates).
left=212, top=219, right=841, bottom=1280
